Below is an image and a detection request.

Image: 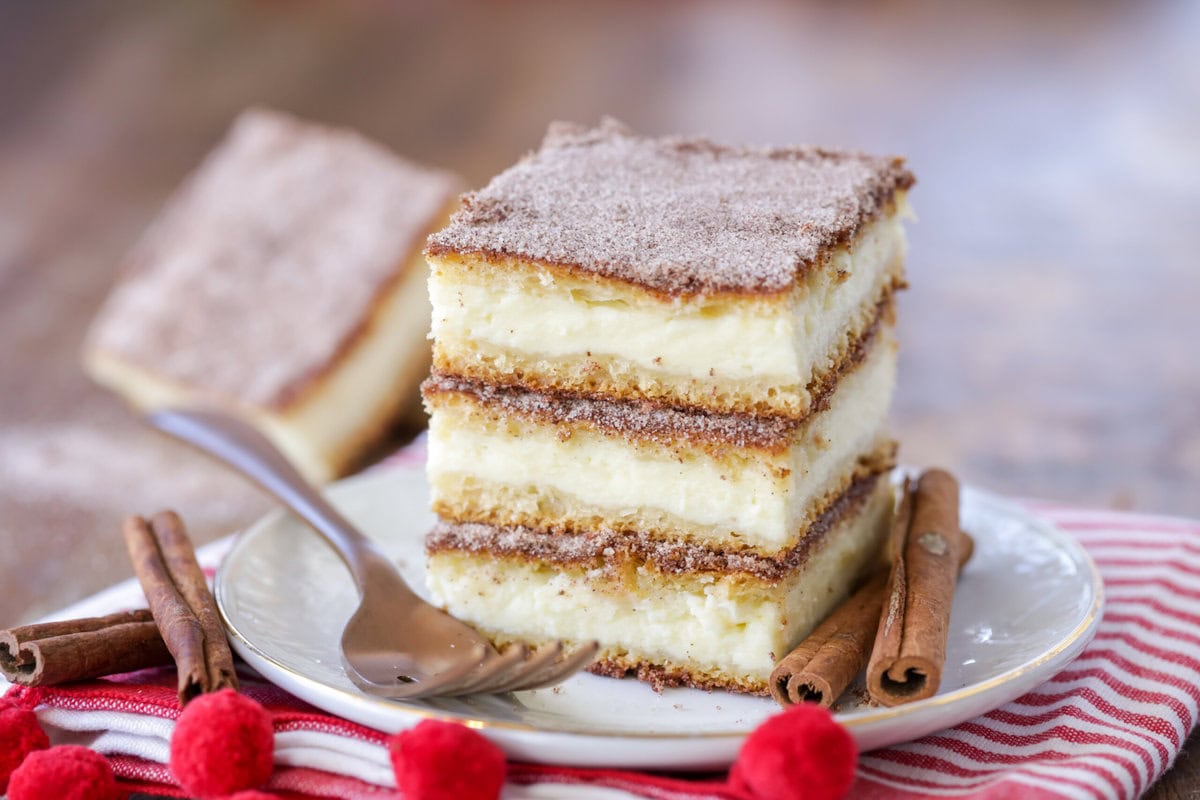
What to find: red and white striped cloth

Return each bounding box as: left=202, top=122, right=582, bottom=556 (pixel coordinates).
left=855, top=505, right=1200, bottom=800
left=4, top=448, right=1198, bottom=799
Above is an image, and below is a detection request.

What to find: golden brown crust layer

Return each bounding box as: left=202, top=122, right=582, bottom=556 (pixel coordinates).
left=427, top=118, right=914, bottom=298
left=424, top=375, right=794, bottom=452
left=587, top=657, right=770, bottom=696
left=427, top=467, right=890, bottom=581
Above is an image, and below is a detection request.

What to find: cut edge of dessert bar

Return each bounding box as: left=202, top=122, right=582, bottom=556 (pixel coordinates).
left=426, top=469, right=896, bottom=695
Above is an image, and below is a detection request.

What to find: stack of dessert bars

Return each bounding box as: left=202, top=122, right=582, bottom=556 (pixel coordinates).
left=421, top=120, right=914, bottom=693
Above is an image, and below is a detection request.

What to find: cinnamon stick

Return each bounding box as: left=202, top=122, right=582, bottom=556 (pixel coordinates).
left=0, top=610, right=172, bottom=687
left=866, top=469, right=974, bottom=706
left=123, top=512, right=238, bottom=705
left=769, top=570, right=888, bottom=708
left=150, top=511, right=238, bottom=694
left=768, top=483, right=913, bottom=708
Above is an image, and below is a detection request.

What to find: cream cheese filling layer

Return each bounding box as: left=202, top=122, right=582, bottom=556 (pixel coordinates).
left=427, top=330, right=896, bottom=550
left=429, top=198, right=908, bottom=411
left=426, top=475, right=894, bottom=690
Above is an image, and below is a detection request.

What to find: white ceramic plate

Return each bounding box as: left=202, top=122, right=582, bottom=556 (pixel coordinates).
left=215, top=469, right=1103, bottom=770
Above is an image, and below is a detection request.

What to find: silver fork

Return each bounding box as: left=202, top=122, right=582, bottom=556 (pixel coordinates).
left=148, top=408, right=598, bottom=699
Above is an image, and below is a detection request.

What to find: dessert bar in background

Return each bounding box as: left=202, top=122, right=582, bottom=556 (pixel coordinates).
left=83, top=108, right=463, bottom=483
left=423, top=119, right=915, bottom=693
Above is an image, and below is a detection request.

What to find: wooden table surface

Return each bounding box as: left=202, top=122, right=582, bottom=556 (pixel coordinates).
left=2, top=1, right=1197, bottom=795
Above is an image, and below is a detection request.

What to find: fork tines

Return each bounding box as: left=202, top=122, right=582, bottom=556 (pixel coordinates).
left=427, top=640, right=600, bottom=698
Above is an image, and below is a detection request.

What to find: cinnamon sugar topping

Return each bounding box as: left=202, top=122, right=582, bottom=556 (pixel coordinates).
left=427, top=118, right=914, bottom=296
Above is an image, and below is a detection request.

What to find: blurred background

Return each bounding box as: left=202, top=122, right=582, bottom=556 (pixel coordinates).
left=1, top=0, right=1197, bottom=625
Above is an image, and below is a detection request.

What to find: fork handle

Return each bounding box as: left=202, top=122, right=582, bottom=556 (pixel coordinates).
left=147, top=408, right=389, bottom=589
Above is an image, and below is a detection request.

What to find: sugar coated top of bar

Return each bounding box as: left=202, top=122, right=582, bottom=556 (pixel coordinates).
left=87, top=108, right=462, bottom=409
left=427, top=118, right=914, bottom=296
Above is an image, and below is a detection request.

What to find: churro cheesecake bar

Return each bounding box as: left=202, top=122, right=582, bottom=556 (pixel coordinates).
left=84, top=108, right=463, bottom=483
left=426, top=119, right=912, bottom=418
left=423, top=119, right=914, bottom=693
